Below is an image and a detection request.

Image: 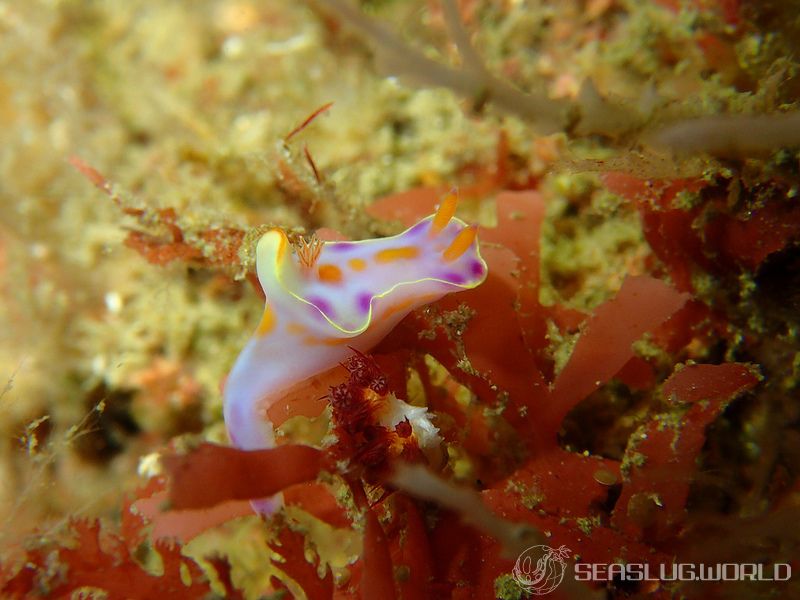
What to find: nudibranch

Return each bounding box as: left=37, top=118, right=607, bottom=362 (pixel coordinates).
left=223, top=191, right=487, bottom=511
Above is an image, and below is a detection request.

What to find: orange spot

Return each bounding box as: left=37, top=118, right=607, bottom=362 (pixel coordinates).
left=256, top=305, right=276, bottom=336
left=443, top=225, right=477, bottom=262
left=375, top=246, right=419, bottom=263
left=430, top=189, right=459, bottom=236
left=286, top=322, right=307, bottom=335
left=348, top=258, right=367, bottom=271
left=269, top=228, right=288, bottom=263
left=318, top=263, right=343, bottom=283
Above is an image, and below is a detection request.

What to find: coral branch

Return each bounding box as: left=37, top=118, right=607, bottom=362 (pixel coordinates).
left=440, top=0, right=488, bottom=80
left=309, top=0, right=566, bottom=132
left=390, top=464, right=543, bottom=558
left=647, top=111, right=800, bottom=157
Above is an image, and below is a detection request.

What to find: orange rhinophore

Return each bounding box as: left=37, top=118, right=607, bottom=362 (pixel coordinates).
left=443, top=224, right=478, bottom=262
left=430, top=188, right=459, bottom=236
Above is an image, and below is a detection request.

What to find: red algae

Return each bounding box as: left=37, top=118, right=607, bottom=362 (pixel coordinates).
left=269, top=527, right=334, bottom=600
left=386, top=495, right=434, bottom=599
left=6, top=168, right=788, bottom=597
left=4, top=2, right=799, bottom=599
left=137, top=493, right=253, bottom=543
left=613, top=363, right=759, bottom=542
left=132, top=178, right=768, bottom=598
left=542, top=276, right=690, bottom=436
left=604, top=172, right=800, bottom=287
left=1, top=519, right=231, bottom=599
left=662, top=362, right=760, bottom=403
left=163, top=443, right=324, bottom=510
left=362, top=509, right=397, bottom=600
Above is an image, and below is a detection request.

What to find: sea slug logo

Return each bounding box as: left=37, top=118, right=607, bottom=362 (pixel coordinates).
left=512, top=544, right=571, bottom=595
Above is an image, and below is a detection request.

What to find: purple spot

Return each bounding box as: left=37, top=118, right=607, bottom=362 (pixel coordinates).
left=307, top=295, right=335, bottom=317
left=357, top=292, right=373, bottom=313
left=441, top=271, right=467, bottom=285
left=469, top=259, right=485, bottom=277
left=327, top=243, right=357, bottom=253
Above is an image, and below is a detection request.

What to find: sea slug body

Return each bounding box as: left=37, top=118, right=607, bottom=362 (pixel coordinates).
left=223, top=191, right=487, bottom=512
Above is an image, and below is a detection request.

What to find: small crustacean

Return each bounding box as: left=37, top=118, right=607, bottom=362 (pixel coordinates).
left=223, top=191, right=487, bottom=512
